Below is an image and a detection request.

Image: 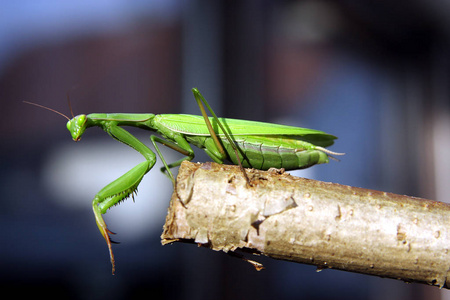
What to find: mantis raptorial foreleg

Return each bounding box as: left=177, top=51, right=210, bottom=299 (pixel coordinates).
left=92, top=125, right=156, bottom=274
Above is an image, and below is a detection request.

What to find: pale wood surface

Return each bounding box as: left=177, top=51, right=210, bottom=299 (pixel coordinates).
left=161, top=161, right=450, bottom=289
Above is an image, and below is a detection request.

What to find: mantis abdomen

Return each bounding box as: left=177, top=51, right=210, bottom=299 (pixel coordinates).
left=186, top=134, right=330, bottom=170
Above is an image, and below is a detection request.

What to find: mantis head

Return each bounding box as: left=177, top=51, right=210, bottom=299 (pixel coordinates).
left=66, top=115, right=88, bottom=141
left=23, top=97, right=86, bottom=141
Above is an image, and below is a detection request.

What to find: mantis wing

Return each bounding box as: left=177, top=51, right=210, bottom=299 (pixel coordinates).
left=157, top=114, right=337, bottom=147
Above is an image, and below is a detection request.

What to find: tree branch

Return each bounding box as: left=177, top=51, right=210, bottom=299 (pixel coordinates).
left=161, top=161, right=450, bottom=289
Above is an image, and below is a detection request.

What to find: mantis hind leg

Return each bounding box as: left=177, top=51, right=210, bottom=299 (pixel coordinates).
left=192, top=88, right=251, bottom=186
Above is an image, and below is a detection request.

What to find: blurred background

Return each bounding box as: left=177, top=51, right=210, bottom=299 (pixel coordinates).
left=1, top=0, right=449, bottom=299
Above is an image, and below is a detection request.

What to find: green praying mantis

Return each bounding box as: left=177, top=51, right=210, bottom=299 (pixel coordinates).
left=25, top=88, right=343, bottom=274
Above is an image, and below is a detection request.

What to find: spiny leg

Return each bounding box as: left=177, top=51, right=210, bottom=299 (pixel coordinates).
left=150, top=134, right=195, bottom=187
left=93, top=196, right=117, bottom=274
left=150, top=134, right=199, bottom=206
left=192, top=88, right=251, bottom=186
left=93, top=125, right=156, bottom=274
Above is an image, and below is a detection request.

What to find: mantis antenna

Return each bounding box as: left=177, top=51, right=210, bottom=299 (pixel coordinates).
left=66, top=92, right=75, bottom=118
left=23, top=101, right=71, bottom=121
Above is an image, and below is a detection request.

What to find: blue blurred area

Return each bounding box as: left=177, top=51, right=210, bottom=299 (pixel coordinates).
left=0, top=1, right=179, bottom=70
left=1, top=1, right=449, bottom=299
left=288, top=52, right=383, bottom=188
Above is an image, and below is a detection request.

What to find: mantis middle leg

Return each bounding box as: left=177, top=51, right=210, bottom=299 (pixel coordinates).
left=150, top=134, right=195, bottom=183
left=150, top=133, right=232, bottom=179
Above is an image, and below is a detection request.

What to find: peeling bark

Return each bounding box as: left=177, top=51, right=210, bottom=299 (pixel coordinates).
left=161, top=161, right=450, bottom=289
